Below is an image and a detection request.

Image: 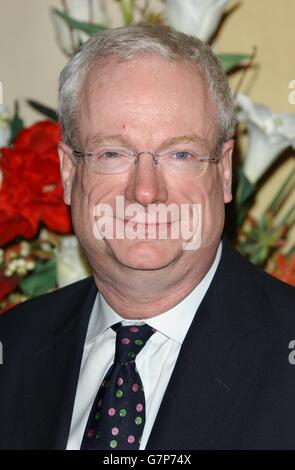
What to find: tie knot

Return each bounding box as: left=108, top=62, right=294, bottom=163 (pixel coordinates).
left=113, top=323, right=155, bottom=364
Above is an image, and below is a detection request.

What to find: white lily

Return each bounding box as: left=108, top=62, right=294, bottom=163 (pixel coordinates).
left=0, top=105, right=11, bottom=148
left=165, top=0, right=230, bottom=42
left=236, top=94, right=295, bottom=184
left=56, top=235, right=91, bottom=288
left=51, top=0, right=105, bottom=56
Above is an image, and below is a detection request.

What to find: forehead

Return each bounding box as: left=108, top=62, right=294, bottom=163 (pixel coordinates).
left=79, top=55, right=218, bottom=146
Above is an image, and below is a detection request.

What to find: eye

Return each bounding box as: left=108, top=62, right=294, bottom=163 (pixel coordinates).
left=103, top=151, right=120, bottom=159
left=173, top=151, right=191, bottom=160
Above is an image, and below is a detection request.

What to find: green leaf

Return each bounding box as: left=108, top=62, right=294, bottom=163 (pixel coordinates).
left=26, top=100, right=58, bottom=121
left=266, top=165, right=295, bottom=215
left=52, top=8, right=106, bottom=36
left=250, top=245, right=269, bottom=266
left=287, top=244, right=295, bottom=257
left=276, top=200, right=295, bottom=228
left=120, top=0, right=134, bottom=25
left=236, top=170, right=256, bottom=206
left=9, top=100, right=24, bottom=144
left=144, top=12, right=163, bottom=23
left=218, top=54, right=251, bottom=72
left=19, top=259, right=56, bottom=297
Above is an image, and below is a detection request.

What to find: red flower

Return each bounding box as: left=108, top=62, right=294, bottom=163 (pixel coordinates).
left=0, top=121, right=72, bottom=245
left=269, top=253, right=295, bottom=287
left=14, top=121, right=61, bottom=153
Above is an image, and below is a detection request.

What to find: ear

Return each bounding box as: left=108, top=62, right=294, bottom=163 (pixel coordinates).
left=58, top=142, right=76, bottom=206
left=219, top=139, right=234, bottom=204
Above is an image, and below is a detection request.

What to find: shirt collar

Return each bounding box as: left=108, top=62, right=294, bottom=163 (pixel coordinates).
left=86, top=242, right=222, bottom=345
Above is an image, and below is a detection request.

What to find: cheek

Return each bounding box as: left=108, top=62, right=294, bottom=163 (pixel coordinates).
left=71, top=168, right=93, bottom=215
left=208, top=174, right=224, bottom=207
left=200, top=171, right=225, bottom=231
left=69, top=167, right=99, bottom=235
left=179, top=171, right=223, bottom=206
left=71, top=170, right=129, bottom=227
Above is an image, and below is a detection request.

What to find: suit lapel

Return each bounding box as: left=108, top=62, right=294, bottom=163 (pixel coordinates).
left=147, top=238, right=270, bottom=449
left=23, top=278, right=97, bottom=450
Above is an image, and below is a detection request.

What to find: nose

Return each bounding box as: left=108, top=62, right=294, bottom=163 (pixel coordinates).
left=124, top=152, right=168, bottom=206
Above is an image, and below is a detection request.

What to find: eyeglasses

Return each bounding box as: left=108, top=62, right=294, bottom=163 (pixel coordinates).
left=71, top=145, right=220, bottom=176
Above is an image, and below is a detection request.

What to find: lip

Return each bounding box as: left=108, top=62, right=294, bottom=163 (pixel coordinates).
left=123, top=219, right=173, bottom=227
left=120, top=217, right=178, bottom=224
left=127, top=221, right=171, bottom=236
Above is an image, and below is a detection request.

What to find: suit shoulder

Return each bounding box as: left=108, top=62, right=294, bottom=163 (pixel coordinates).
left=243, top=254, right=294, bottom=328
left=245, top=256, right=295, bottom=308
left=256, top=268, right=295, bottom=327
left=222, top=238, right=295, bottom=323
left=0, top=276, right=95, bottom=339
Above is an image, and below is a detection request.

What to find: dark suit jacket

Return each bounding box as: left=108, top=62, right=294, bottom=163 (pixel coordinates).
left=0, top=237, right=295, bottom=450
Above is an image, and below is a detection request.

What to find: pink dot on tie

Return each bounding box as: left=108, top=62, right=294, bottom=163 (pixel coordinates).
left=87, top=430, right=94, bottom=439
left=117, top=377, right=124, bottom=386
left=98, top=399, right=103, bottom=408
left=132, top=383, right=139, bottom=392
left=130, top=327, right=139, bottom=333
left=122, top=338, right=130, bottom=344
left=128, top=435, right=135, bottom=444
left=136, top=403, right=143, bottom=412
left=112, top=427, right=119, bottom=436
left=108, top=408, right=116, bottom=416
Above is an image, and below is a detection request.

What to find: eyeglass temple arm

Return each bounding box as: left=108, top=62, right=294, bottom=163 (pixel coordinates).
left=199, top=155, right=220, bottom=163
left=72, top=150, right=93, bottom=160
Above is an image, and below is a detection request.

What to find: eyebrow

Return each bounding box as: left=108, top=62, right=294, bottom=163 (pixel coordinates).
left=87, top=134, right=130, bottom=146
left=87, top=133, right=209, bottom=149
left=159, top=135, right=209, bottom=148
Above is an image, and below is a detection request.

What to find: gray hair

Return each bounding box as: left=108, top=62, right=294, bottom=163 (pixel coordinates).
left=58, top=22, right=236, bottom=150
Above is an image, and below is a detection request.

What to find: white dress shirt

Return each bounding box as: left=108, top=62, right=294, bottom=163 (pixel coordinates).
left=67, top=243, right=222, bottom=450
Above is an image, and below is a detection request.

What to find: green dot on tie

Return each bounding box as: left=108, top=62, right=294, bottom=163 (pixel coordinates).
left=95, top=433, right=100, bottom=439
left=119, top=408, right=127, bottom=417
left=110, top=440, right=118, bottom=448
left=95, top=412, right=100, bottom=420
left=116, top=389, right=123, bottom=398
left=135, top=339, right=144, bottom=346
left=128, top=352, right=136, bottom=359
left=135, top=416, right=142, bottom=425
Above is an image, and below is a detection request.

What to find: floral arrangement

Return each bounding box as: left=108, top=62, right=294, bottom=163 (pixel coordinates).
left=0, top=0, right=294, bottom=313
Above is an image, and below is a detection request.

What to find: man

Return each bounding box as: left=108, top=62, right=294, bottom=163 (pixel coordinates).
left=0, top=23, right=294, bottom=450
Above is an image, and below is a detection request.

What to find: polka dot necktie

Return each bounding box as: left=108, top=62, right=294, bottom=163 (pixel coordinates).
left=81, top=322, right=155, bottom=450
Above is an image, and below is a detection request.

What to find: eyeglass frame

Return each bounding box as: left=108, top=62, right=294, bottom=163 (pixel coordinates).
left=71, top=145, right=222, bottom=176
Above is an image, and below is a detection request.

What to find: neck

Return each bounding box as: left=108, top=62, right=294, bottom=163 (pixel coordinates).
left=92, top=246, right=219, bottom=319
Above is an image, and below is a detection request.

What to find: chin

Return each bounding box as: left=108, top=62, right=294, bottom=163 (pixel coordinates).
left=106, top=238, right=183, bottom=271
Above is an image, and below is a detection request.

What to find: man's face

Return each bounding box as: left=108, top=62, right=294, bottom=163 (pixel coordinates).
left=59, top=56, right=233, bottom=276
